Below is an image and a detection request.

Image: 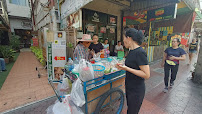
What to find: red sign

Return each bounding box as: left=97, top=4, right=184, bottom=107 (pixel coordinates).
left=32, top=38, right=38, bottom=46
left=54, top=56, right=65, bottom=61
left=181, top=38, right=188, bottom=45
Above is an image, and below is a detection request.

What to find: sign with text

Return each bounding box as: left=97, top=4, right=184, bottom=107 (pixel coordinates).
left=147, top=4, right=177, bottom=22
left=32, top=37, right=38, bottom=47
left=54, top=56, right=66, bottom=61
left=46, top=31, right=66, bottom=81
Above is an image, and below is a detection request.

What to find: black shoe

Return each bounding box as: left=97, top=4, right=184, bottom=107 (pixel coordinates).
left=2, top=69, right=7, bottom=71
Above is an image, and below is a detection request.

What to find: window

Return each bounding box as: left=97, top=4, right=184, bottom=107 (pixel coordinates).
left=9, top=0, right=28, bottom=6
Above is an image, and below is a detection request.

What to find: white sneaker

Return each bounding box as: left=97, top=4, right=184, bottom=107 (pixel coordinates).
left=163, top=87, right=168, bottom=93
left=170, top=82, right=174, bottom=88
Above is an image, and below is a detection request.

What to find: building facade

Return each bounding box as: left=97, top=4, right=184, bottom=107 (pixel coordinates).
left=6, top=0, right=32, bottom=47
left=0, top=0, right=10, bottom=45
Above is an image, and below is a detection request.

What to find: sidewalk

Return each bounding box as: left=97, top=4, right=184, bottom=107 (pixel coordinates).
left=0, top=50, right=55, bottom=112
left=2, top=52, right=202, bottom=114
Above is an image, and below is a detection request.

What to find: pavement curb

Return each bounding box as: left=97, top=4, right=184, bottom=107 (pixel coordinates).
left=2, top=95, right=56, bottom=114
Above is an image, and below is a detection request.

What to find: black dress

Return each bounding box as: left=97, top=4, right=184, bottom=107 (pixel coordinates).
left=125, top=47, right=148, bottom=114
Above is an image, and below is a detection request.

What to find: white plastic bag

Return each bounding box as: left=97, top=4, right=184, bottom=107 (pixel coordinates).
left=70, top=78, right=85, bottom=107
left=57, top=74, right=71, bottom=96
left=46, top=95, right=84, bottom=114
left=79, top=59, right=94, bottom=82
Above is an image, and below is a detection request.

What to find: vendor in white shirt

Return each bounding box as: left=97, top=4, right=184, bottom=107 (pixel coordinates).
left=114, top=41, right=124, bottom=56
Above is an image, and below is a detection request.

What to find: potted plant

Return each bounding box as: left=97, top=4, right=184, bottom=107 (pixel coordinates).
left=0, top=46, right=11, bottom=63
left=10, top=35, right=21, bottom=52
left=9, top=49, right=16, bottom=62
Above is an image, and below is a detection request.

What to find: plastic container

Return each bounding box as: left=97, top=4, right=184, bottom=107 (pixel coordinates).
left=92, top=64, right=105, bottom=85
left=67, top=58, right=74, bottom=71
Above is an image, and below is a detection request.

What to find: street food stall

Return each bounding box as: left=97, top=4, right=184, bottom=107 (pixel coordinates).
left=48, top=56, right=126, bottom=114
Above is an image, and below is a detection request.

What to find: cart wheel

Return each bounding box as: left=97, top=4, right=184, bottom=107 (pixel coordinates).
left=36, top=67, right=38, bottom=71
left=94, top=88, right=124, bottom=114
left=38, top=74, right=41, bottom=78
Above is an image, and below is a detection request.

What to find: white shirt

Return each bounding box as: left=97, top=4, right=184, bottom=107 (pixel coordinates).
left=115, top=45, right=123, bottom=53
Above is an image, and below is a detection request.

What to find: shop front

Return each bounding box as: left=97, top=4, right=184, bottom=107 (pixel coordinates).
left=82, top=8, right=117, bottom=53
left=60, top=0, right=130, bottom=58
left=123, top=1, right=195, bottom=62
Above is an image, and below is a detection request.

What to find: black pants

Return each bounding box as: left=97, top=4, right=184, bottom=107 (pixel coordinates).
left=126, top=84, right=145, bottom=114
left=164, top=62, right=179, bottom=87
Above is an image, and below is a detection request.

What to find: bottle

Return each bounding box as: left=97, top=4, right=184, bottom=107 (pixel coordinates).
left=67, top=58, right=74, bottom=71
left=74, top=57, right=79, bottom=65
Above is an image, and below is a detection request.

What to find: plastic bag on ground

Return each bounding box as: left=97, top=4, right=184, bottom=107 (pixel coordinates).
left=79, top=59, right=94, bottom=82
left=70, top=78, right=85, bottom=107
left=46, top=95, right=84, bottom=114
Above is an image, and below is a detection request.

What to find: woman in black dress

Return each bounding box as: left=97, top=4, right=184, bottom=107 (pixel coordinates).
left=116, top=28, right=150, bottom=114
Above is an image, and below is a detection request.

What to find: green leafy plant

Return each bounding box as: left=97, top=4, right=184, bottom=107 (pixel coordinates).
left=10, top=35, right=21, bottom=50
left=67, top=42, right=74, bottom=48
left=0, top=46, right=11, bottom=58
left=30, top=46, right=45, bottom=66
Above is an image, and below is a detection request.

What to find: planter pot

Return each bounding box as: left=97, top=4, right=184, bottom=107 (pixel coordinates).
left=15, top=49, right=20, bottom=53
left=9, top=57, right=14, bottom=62
left=4, top=58, right=9, bottom=64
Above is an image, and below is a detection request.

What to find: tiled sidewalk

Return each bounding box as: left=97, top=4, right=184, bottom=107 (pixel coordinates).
left=1, top=50, right=202, bottom=114
left=0, top=51, right=55, bottom=112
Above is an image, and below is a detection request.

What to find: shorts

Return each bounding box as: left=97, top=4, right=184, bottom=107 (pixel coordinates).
left=189, top=50, right=197, bottom=53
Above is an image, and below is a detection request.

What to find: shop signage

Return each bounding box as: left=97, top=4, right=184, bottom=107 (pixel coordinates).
left=110, top=17, right=116, bottom=24
left=100, top=27, right=106, bottom=33
left=47, top=31, right=66, bottom=80
left=32, top=37, right=38, bottom=46
left=52, top=31, right=66, bottom=81
left=92, top=12, right=100, bottom=22
left=83, top=9, right=108, bottom=23
left=110, top=28, right=115, bottom=33
left=67, top=10, right=82, bottom=29
left=54, top=56, right=65, bottom=61
left=87, top=25, right=95, bottom=32
left=147, top=4, right=177, bottom=22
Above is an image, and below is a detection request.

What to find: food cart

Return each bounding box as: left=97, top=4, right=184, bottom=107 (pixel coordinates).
left=49, top=58, right=126, bottom=114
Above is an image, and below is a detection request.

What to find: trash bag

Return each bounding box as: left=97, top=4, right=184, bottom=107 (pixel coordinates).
left=79, top=59, right=94, bottom=82
left=57, top=74, right=71, bottom=96
left=70, top=78, right=85, bottom=107
left=46, top=95, right=84, bottom=114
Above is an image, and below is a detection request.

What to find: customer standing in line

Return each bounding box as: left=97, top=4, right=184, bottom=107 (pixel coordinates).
left=116, top=28, right=150, bottom=114
left=161, top=38, right=186, bottom=93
